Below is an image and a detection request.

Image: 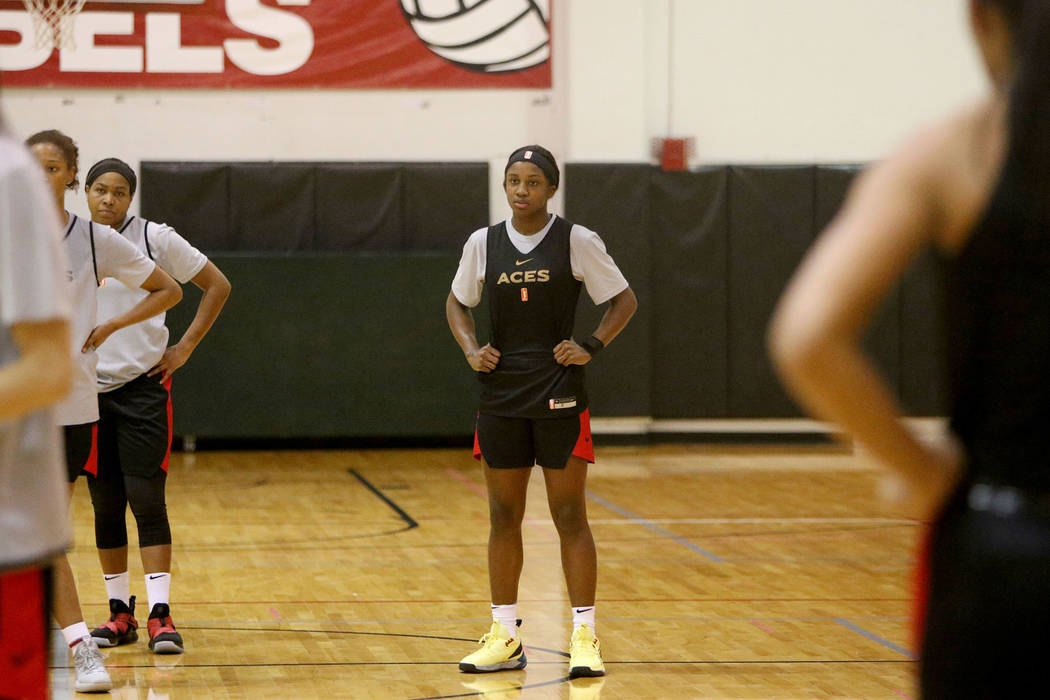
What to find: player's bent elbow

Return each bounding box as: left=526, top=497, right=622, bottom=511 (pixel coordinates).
left=767, top=312, right=825, bottom=382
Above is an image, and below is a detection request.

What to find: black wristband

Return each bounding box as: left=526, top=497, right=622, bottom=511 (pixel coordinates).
left=580, top=335, right=605, bottom=357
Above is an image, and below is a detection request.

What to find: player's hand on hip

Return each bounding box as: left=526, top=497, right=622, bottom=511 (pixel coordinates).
left=878, top=435, right=964, bottom=520
left=554, top=339, right=591, bottom=366
left=468, top=344, right=501, bottom=373
left=148, top=342, right=192, bottom=382
left=81, top=322, right=116, bottom=353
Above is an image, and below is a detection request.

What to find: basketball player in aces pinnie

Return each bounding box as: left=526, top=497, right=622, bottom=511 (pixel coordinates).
left=27, top=129, right=181, bottom=691
left=1, top=122, right=74, bottom=700
left=84, top=158, right=231, bottom=655
left=447, top=146, right=637, bottom=678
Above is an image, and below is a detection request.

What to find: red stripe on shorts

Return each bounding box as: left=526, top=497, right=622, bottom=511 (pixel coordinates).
left=83, top=422, right=99, bottom=477
left=572, top=408, right=595, bottom=463
left=160, top=377, right=173, bottom=473
left=911, top=522, right=933, bottom=653
left=0, top=567, right=49, bottom=700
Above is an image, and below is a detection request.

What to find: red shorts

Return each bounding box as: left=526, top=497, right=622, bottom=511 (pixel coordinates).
left=473, top=409, right=594, bottom=469
left=0, top=566, right=50, bottom=700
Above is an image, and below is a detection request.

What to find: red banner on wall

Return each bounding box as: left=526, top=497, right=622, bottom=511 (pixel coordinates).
left=0, top=0, right=552, bottom=88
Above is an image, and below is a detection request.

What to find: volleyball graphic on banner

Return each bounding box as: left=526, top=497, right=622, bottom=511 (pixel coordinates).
left=400, top=0, right=551, bottom=73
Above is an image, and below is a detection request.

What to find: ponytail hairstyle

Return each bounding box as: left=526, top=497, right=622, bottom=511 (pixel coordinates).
left=985, top=0, right=1050, bottom=229
left=25, top=129, right=80, bottom=191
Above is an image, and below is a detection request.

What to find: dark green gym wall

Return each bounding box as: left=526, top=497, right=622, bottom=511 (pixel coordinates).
left=148, top=161, right=944, bottom=440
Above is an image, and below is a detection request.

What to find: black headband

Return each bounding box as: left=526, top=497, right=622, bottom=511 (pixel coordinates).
left=505, top=147, right=559, bottom=187
left=86, top=158, right=137, bottom=196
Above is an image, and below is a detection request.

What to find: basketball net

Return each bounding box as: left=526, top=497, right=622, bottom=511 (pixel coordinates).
left=23, top=0, right=87, bottom=51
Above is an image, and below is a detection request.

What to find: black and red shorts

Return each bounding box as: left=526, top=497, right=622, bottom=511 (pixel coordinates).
left=474, top=409, right=594, bottom=469
left=0, top=565, right=52, bottom=700
left=97, top=373, right=173, bottom=479
left=63, top=421, right=98, bottom=482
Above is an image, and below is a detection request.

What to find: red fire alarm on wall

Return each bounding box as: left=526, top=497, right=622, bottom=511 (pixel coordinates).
left=651, top=137, right=696, bottom=171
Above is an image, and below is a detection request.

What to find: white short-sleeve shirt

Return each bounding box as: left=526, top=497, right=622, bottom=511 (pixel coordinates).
left=0, top=135, right=73, bottom=567
left=451, top=215, right=629, bottom=309
left=56, top=214, right=155, bottom=425
left=97, top=217, right=207, bottom=391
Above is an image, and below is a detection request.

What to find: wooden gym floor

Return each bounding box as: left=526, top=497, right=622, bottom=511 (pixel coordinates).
left=49, top=444, right=921, bottom=699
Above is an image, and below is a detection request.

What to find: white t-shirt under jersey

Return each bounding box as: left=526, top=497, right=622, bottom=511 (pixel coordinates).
left=0, top=134, right=72, bottom=568
left=56, top=214, right=155, bottom=425
left=451, top=215, right=629, bottom=309
left=97, top=217, right=207, bottom=392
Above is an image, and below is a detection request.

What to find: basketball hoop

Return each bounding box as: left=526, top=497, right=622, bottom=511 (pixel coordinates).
left=23, top=0, right=87, bottom=51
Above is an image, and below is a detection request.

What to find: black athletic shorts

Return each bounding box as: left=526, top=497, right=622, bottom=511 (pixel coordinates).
left=63, top=421, right=97, bottom=482
left=919, top=482, right=1050, bottom=699
left=474, top=409, right=594, bottom=469
left=97, top=373, right=173, bottom=478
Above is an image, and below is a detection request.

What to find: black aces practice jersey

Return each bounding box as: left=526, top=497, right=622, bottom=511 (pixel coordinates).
left=944, top=151, right=1050, bottom=490
left=480, top=217, right=586, bottom=418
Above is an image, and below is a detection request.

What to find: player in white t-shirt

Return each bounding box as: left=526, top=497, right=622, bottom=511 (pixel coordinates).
left=27, top=129, right=182, bottom=689
left=447, top=146, right=637, bottom=679
left=85, top=158, right=231, bottom=654
left=0, top=128, right=76, bottom=700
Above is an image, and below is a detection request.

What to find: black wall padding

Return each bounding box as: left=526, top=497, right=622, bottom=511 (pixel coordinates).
left=141, top=162, right=488, bottom=252
left=140, top=163, right=232, bottom=250
left=403, top=164, right=490, bottom=250
left=229, top=164, right=315, bottom=250
left=563, top=165, right=652, bottom=417
left=727, top=166, right=817, bottom=417
left=314, top=164, right=403, bottom=250
left=649, top=168, right=730, bottom=417
left=899, top=251, right=947, bottom=414
left=165, top=253, right=480, bottom=438
left=150, top=161, right=950, bottom=442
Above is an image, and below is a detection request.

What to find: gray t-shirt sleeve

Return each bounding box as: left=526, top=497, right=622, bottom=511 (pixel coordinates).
left=0, top=157, right=70, bottom=325
left=152, top=223, right=208, bottom=284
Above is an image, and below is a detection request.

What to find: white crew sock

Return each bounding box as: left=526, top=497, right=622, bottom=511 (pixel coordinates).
left=144, top=572, right=171, bottom=612
left=572, top=605, right=596, bottom=632
left=62, top=622, right=91, bottom=647
left=491, top=603, right=518, bottom=639
left=103, top=571, right=130, bottom=606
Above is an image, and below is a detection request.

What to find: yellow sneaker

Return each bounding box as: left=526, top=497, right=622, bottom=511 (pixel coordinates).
left=569, top=624, right=605, bottom=678
left=459, top=620, right=527, bottom=673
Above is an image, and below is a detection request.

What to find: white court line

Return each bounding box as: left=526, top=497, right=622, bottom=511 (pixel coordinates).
left=527, top=517, right=915, bottom=525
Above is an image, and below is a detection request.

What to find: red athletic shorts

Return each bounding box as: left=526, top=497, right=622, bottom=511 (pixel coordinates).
left=0, top=566, right=50, bottom=700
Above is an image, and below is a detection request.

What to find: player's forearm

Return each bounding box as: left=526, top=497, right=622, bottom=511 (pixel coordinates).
left=0, top=321, right=71, bottom=421
left=446, top=292, right=482, bottom=356
left=105, top=286, right=183, bottom=334
left=773, top=333, right=931, bottom=480
left=591, top=287, right=637, bottom=345
left=176, top=277, right=231, bottom=351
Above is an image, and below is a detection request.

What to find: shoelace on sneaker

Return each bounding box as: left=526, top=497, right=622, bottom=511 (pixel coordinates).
left=73, top=640, right=106, bottom=673
left=148, top=616, right=177, bottom=637
left=102, top=611, right=135, bottom=634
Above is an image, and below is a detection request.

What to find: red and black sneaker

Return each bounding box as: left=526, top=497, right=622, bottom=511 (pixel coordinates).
left=147, top=603, right=184, bottom=654
left=91, top=595, right=139, bottom=647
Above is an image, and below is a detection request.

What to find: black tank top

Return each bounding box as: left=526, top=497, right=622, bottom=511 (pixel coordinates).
left=944, top=154, right=1050, bottom=490
left=479, top=216, right=587, bottom=418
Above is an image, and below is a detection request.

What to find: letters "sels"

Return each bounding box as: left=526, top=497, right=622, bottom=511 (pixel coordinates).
left=0, top=0, right=314, bottom=76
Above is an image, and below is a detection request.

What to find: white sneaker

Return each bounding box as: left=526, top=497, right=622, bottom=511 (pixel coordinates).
left=72, top=636, right=113, bottom=693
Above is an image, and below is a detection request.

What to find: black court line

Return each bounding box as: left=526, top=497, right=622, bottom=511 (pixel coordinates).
left=180, top=625, right=571, bottom=658
left=350, top=468, right=419, bottom=530
left=62, top=659, right=912, bottom=670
